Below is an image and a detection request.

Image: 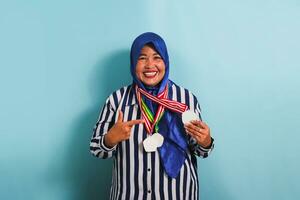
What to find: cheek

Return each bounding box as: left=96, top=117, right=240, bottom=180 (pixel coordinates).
left=135, top=64, right=142, bottom=78
left=135, top=70, right=142, bottom=79
left=159, top=64, right=166, bottom=75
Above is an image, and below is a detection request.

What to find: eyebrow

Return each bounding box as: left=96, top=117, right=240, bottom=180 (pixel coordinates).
left=138, top=53, right=160, bottom=56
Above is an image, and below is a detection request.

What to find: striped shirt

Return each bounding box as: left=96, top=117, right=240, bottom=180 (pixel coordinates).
left=90, top=81, right=214, bottom=200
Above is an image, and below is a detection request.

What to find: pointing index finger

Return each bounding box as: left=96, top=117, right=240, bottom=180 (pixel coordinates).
left=126, top=119, right=145, bottom=127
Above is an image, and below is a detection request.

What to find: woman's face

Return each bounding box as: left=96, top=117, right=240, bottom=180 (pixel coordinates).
left=135, top=45, right=166, bottom=87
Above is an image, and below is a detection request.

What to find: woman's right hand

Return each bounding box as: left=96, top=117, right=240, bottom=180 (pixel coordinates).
left=104, top=110, right=144, bottom=148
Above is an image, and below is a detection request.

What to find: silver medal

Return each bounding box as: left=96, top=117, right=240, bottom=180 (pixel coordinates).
left=143, top=133, right=164, bottom=152
left=182, top=110, right=199, bottom=124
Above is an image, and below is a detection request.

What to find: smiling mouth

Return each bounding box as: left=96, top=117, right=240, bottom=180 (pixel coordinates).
left=143, top=72, right=158, bottom=78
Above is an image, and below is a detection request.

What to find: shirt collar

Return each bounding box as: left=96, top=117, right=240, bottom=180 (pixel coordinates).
left=124, top=84, right=138, bottom=106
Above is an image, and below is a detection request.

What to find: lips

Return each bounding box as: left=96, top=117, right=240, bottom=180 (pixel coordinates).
left=143, top=71, right=158, bottom=78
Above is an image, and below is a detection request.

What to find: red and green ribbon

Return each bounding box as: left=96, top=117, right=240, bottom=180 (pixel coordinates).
left=141, top=99, right=164, bottom=133
left=136, top=85, right=188, bottom=134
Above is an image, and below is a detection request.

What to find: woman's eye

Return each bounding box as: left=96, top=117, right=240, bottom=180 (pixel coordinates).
left=138, top=56, right=146, bottom=60
left=154, top=56, right=162, bottom=60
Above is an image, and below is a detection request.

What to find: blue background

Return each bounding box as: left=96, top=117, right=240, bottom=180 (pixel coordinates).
left=1, top=0, right=299, bottom=199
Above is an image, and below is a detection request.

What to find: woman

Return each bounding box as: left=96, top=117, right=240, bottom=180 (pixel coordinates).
left=90, top=32, right=214, bottom=200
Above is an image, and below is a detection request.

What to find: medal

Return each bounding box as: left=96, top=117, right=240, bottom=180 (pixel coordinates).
left=143, top=133, right=164, bottom=152
left=136, top=85, right=189, bottom=153
left=136, top=85, right=188, bottom=134
left=182, top=110, right=199, bottom=124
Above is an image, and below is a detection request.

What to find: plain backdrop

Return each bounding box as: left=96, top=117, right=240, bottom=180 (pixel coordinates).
left=0, top=0, right=299, bottom=199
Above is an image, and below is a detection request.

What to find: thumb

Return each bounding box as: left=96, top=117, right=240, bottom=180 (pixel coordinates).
left=117, top=110, right=123, bottom=123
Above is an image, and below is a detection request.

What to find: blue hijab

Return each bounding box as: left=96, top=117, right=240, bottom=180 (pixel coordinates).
left=130, top=32, right=169, bottom=94
left=130, top=32, right=188, bottom=178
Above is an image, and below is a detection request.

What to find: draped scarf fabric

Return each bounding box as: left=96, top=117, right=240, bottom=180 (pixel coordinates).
left=130, top=32, right=188, bottom=178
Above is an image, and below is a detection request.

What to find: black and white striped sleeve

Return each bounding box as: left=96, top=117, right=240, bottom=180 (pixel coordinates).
left=90, top=95, right=117, bottom=159
left=188, top=96, right=215, bottom=158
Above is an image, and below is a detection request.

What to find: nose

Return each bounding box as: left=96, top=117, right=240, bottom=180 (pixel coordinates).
left=145, top=58, right=154, bottom=68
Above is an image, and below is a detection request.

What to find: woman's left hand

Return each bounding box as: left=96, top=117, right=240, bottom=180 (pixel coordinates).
left=184, top=120, right=212, bottom=148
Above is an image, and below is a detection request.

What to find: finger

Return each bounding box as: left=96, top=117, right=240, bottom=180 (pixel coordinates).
left=117, top=110, right=123, bottom=123
left=185, top=127, right=203, bottom=141
left=126, top=119, right=145, bottom=126
left=198, top=121, right=210, bottom=136
left=185, top=124, right=207, bottom=139
left=191, top=121, right=210, bottom=135
left=190, top=120, right=205, bottom=129
left=185, top=126, right=202, bottom=137
left=199, top=121, right=208, bottom=129
left=185, top=123, right=203, bottom=134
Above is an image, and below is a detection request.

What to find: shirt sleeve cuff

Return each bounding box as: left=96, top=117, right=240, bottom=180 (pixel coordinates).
left=100, top=135, right=117, bottom=152
left=199, top=137, right=214, bottom=151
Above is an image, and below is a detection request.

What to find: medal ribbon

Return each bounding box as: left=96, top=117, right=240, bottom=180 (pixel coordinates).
left=136, top=85, right=188, bottom=134
left=141, top=99, right=164, bottom=133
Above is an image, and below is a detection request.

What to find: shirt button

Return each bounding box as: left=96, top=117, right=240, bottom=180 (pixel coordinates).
left=147, top=168, right=151, bottom=172
left=148, top=190, right=151, bottom=193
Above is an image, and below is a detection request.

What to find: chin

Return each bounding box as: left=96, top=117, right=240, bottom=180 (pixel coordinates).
left=144, top=82, right=157, bottom=87
left=143, top=80, right=161, bottom=87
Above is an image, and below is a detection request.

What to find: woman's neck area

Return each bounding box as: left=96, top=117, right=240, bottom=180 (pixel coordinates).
left=144, top=83, right=160, bottom=96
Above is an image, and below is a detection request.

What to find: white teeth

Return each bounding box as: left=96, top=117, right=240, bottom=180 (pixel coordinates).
left=144, top=72, right=157, bottom=77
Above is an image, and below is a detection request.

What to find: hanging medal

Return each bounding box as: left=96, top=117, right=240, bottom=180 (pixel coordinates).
left=136, top=85, right=189, bottom=152
left=137, top=87, right=167, bottom=153
left=141, top=99, right=165, bottom=152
